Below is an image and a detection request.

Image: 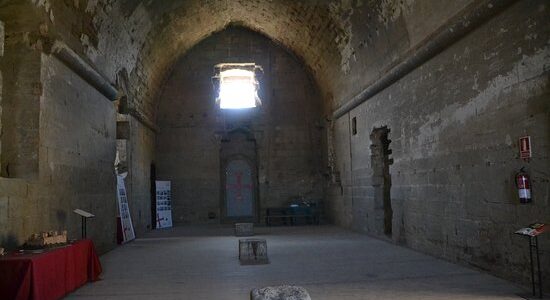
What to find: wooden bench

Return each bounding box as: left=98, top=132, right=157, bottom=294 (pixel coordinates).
left=265, top=207, right=319, bottom=226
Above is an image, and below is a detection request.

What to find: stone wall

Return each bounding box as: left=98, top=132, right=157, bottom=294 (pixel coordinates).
left=330, top=0, right=550, bottom=286
left=156, top=27, right=325, bottom=224
left=0, top=3, right=43, bottom=179
left=0, top=54, right=117, bottom=253
left=125, top=117, right=155, bottom=233
left=0, top=20, right=3, bottom=163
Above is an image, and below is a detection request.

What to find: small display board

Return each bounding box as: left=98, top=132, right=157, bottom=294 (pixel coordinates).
left=73, top=209, right=94, bottom=218
left=155, top=181, right=173, bottom=229
left=515, top=223, right=546, bottom=237
left=116, top=174, right=135, bottom=243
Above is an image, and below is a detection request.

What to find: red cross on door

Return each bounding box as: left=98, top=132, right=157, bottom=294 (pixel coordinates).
left=226, top=171, right=253, bottom=202
left=225, top=159, right=254, bottom=217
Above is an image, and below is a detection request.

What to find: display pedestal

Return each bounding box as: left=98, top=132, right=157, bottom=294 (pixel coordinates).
left=239, top=239, right=268, bottom=265
left=515, top=223, right=546, bottom=299
left=73, top=209, right=95, bottom=239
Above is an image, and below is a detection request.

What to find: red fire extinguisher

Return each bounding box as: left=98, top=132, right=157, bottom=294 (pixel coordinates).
left=516, top=167, right=532, bottom=204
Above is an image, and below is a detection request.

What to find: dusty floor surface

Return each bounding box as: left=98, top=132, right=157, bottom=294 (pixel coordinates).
left=68, top=225, right=528, bottom=299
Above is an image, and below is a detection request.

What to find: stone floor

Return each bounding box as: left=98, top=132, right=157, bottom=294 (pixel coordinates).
left=68, top=225, right=527, bottom=299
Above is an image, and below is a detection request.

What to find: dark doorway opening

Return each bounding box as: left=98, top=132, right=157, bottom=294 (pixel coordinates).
left=150, top=163, right=157, bottom=229
left=370, top=127, right=393, bottom=237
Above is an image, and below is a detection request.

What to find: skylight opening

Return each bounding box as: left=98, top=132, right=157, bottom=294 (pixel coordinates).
left=213, top=63, right=263, bottom=110
left=219, top=69, right=257, bottom=109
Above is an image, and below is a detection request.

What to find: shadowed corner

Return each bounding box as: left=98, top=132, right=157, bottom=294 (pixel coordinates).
left=0, top=233, right=19, bottom=252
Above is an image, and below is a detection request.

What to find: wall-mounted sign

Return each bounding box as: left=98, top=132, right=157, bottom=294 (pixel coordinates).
left=519, top=136, right=531, bottom=160
left=155, top=181, right=173, bottom=229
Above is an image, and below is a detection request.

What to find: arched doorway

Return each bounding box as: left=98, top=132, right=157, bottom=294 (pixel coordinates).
left=220, top=129, right=258, bottom=223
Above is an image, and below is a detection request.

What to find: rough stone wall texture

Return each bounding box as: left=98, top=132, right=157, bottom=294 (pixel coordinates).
left=0, top=19, right=3, bottom=56
left=156, top=27, right=325, bottom=224
left=0, top=54, right=117, bottom=253
left=0, top=2, right=44, bottom=179
left=0, top=20, right=3, bottom=161
left=125, top=117, right=155, bottom=234
left=331, top=0, right=550, bottom=287
left=330, top=116, right=353, bottom=228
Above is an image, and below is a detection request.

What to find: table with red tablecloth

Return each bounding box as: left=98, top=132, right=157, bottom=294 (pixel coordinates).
left=0, top=239, right=102, bottom=300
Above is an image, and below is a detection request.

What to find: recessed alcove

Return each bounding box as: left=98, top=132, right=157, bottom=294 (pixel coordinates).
left=155, top=27, right=326, bottom=225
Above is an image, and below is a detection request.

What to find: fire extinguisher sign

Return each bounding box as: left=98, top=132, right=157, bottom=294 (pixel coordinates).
left=519, top=136, right=531, bottom=160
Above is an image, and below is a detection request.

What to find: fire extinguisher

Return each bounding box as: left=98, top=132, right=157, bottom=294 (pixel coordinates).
left=516, top=167, right=532, bottom=204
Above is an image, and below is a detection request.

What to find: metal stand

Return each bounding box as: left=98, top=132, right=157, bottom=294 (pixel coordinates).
left=81, top=216, right=87, bottom=239
left=74, top=209, right=94, bottom=240
left=528, top=236, right=543, bottom=298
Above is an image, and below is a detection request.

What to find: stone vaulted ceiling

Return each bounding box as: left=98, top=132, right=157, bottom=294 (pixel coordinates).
left=90, top=0, right=354, bottom=122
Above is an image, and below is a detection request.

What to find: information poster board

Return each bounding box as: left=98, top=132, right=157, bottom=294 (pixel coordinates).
left=155, top=181, right=173, bottom=228
left=117, top=174, right=135, bottom=243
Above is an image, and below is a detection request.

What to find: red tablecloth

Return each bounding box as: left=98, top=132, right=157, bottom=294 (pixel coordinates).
left=0, top=239, right=102, bottom=300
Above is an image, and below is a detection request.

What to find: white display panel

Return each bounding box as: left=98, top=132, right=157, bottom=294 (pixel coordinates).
left=156, top=181, right=173, bottom=229
left=117, top=174, right=135, bottom=243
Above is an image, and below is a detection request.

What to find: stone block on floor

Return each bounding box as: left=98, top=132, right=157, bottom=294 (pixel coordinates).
left=235, top=222, right=254, bottom=237
left=239, top=238, right=268, bottom=265
left=250, top=285, right=311, bottom=300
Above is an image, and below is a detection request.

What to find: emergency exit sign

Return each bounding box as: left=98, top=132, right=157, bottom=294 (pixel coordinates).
left=519, top=136, right=531, bottom=160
